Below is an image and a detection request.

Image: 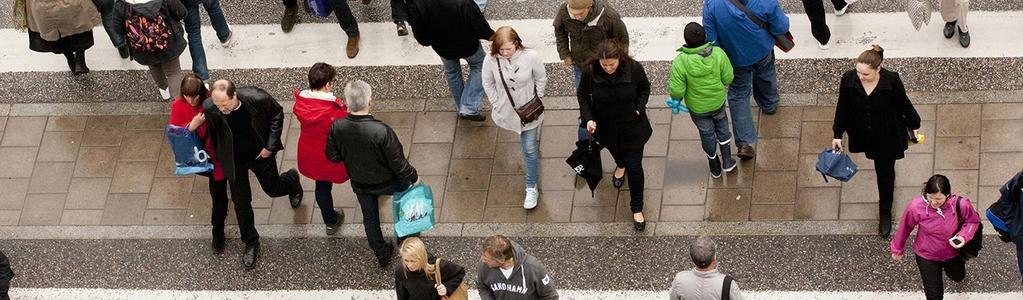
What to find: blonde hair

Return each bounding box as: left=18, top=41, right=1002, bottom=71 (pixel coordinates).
left=399, top=237, right=436, bottom=276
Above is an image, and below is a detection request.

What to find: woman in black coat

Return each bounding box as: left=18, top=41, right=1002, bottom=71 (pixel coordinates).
left=578, top=40, right=652, bottom=231
left=832, top=45, right=921, bottom=238
left=395, top=237, right=466, bottom=300
left=113, top=0, right=188, bottom=100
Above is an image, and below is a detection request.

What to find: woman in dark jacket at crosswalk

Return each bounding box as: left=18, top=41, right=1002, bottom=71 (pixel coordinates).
left=395, top=237, right=466, bottom=300
left=577, top=40, right=652, bottom=231
left=113, top=0, right=188, bottom=100
left=831, top=45, right=921, bottom=238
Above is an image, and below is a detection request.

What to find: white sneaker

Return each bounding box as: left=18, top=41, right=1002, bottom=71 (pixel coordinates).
left=204, top=82, right=210, bottom=91
left=523, top=188, right=539, bottom=210
left=819, top=42, right=831, bottom=50
left=835, top=0, right=858, bottom=16
left=159, top=88, right=171, bottom=100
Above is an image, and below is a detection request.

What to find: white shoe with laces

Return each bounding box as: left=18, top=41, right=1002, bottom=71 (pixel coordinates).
left=835, top=0, right=858, bottom=16
left=523, top=188, right=539, bottom=210
left=159, top=88, right=171, bottom=100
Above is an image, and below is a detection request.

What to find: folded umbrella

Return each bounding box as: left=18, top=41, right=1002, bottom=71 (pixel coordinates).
left=566, top=139, right=604, bottom=196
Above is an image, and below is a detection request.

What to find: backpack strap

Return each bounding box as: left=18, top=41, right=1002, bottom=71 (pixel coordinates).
left=721, top=275, right=734, bottom=300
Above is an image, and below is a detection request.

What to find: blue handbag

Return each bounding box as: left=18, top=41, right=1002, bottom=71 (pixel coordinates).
left=307, top=0, right=332, bottom=18
left=815, top=149, right=858, bottom=182
left=166, top=125, right=214, bottom=176
left=393, top=183, right=435, bottom=238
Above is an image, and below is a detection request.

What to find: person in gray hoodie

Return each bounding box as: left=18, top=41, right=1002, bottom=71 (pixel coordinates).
left=478, top=235, right=558, bottom=300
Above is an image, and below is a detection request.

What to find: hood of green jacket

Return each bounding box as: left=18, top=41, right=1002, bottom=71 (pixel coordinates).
left=677, top=43, right=715, bottom=78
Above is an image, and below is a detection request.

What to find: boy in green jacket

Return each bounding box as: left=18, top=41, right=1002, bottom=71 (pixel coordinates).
left=669, top=22, right=736, bottom=178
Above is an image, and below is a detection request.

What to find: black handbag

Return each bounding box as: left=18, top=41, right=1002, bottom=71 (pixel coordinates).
left=496, top=58, right=545, bottom=126
left=952, top=196, right=983, bottom=261
left=725, top=0, right=795, bottom=52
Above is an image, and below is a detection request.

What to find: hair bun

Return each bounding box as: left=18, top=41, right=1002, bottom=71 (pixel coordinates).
left=871, top=44, right=884, bottom=59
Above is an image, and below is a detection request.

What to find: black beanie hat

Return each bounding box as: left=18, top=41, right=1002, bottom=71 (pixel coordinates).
left=684, top=22, right=706, bottom=47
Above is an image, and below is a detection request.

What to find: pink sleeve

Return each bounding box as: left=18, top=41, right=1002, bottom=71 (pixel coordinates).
left=957, top=196, right=981, bottom=242
left=890, top=198, right=919, bottom=255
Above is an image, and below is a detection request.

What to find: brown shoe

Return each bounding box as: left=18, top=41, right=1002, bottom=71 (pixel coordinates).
left=281, top=6, right=298, bottom=33
left=346, top=35, right=360, bottom=59
left=737, top=144, right=756, bottom=160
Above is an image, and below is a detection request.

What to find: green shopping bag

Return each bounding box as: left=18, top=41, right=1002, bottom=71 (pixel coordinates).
left=392, top=183, right=435, bottom=237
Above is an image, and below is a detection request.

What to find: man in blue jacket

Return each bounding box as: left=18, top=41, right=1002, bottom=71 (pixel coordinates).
left=702, top=0, right=789, bottom=160
left=994, top=170, right=1023, bottom=284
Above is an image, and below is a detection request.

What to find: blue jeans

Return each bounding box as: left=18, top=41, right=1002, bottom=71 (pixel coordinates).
left=97, top=0, right=125, bottom=47
left=520, top=127, right=540, bottom=189
left=440, top=45, right=485, bottom=116
left=315, top=180, right=342, bottom=225
left=327, top=0, right=360, bottom=37
left=728, top=51, right=780, bottom=146
left=185, top=0, right=232, bottom=81
left=474, top=0, right=487, bottom=12
left=691, top=107, right=733, bottom=158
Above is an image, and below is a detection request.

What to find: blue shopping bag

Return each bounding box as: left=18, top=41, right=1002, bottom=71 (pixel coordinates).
left=307, top=0, right=333, bottom=18
left=166, top=125, right=214, bottom=176
left=392, top=183, right=435, bottom=237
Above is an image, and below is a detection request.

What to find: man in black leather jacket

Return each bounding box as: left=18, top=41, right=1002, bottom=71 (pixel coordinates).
left=203, top=79, right=303, bottom=269
left=326, top=80, right=419, bottom=267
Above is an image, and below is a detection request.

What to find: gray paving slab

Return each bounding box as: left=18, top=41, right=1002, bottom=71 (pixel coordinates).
left=0, top=235, right=1020, bottom=292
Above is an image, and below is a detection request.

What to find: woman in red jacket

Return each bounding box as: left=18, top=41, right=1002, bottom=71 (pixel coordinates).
left=294, top=63, right=351, bottom=235
left=168, top=73, right=230, bottom=254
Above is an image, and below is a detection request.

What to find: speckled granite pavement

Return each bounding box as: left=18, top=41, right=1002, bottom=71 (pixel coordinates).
left=0, top=236, right=1020, bottom=292
left=4, top=57, right=1023, bottom=104
left=0, top=0, right=1020, bottom=28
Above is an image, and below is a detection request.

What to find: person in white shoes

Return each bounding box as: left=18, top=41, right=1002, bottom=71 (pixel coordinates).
left=801, top=0, right=858, bottom=50
left=112, top=0, right=189, bottom=100
left=482, top=27, right=547, bottom=210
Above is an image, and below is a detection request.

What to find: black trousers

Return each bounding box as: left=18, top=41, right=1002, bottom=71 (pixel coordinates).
left=224, top=154, right=297, bottom=246
left=609, top=146, right=645, bottom=213
left=874, top=159, right=896, bottom=219
left=208, top=177, right=230, bottom=242
left=915, top=255, right=966, bottom=300
left=1014, top=236, right=1023, bottom=284
left=391, top=0, right=408, bottom=23
left=352, top=180, right=410, bottom=259
left=0, top=250, right=11, bottom=300
left=801, top=0, right=847, bottom=45
left=282, top=0, right=359, bottom=37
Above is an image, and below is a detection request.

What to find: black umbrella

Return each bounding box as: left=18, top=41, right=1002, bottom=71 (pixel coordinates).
left=566, top=139, right=603, bottom=196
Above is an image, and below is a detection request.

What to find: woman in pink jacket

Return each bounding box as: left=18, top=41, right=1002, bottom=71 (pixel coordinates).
left=891, top=174, right=980, bottom=300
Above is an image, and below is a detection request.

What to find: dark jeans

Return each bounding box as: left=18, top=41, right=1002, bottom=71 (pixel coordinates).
left=208, top=177, right=230, bottom=242
left=728, top=52, right=780, bottom=147
left=391, top=0, right=408, bottom=23
left=0, top=250, right=11, bottom=300
left=609, top=146, right=645, bottom=213
left=801, top=0, right=846, bottom=45
left=915, top=255, right=966, bottom=300
left=185, top=0, right=232, bottom=81
left=352, top=180, right=410, bottom=258
left=315, top=180, right=342, bottom=225
left=691, top=107, right=732, bottom=158
left=226, top=154, right=298, bottom=245
left=874, top=159, right=896, bottom=219
left=282, top=0, right=358, bottom=37
left=96, top=0, right=125, bottom=47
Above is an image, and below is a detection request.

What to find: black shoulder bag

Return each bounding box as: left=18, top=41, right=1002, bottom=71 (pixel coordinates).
left=724, top=0, right=795, bottom=52
left=953, top=196, right=983, bottom=261
left=496, top=57, right=545, bottom=126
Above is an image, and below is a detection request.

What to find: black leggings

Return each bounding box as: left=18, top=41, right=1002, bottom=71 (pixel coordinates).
left=609, top=146, right=645, bottom=213
left=801, top=0, right=848, bottom=45
left=874, top=159, right=896, bottom=219
left=916, top=255, right=966, bottom=300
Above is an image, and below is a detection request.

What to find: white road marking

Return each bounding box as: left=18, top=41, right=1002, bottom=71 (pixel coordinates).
left=2, top=12, right=1022, bottom=72
left=9, top=288, right=1023, bottom=300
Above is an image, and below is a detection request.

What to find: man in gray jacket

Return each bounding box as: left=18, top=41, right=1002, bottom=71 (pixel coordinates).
left=478, top=235, right=558, bottom=300
left=669, top=236, right=745, bottom=300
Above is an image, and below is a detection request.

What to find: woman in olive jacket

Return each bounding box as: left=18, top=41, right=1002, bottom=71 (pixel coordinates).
left=578, top=40, right=652, bottom=231
left=832, top=45, right=921, bottom=238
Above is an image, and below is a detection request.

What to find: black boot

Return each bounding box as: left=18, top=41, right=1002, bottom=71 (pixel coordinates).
left=63, top=53, right=76, bottom=73
left=242, top=242, right=260, bottom=269
left=879, top=212, right=892, bottom=238
left=286, top=169, right=303, bottom=208
left=73, top=51, right=89, bottom=75
left=117, top=45, right=130, bottom=59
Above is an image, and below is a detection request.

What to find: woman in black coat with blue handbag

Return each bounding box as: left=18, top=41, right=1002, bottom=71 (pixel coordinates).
left=831, top=45, right=921, bottom=238
left=577, top=40, right=652, bottom=231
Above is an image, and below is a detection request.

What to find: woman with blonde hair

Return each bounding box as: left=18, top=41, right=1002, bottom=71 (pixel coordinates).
left=482, top=26, right=547, bottom=210
left=394, top=237, right=466, bottom=300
